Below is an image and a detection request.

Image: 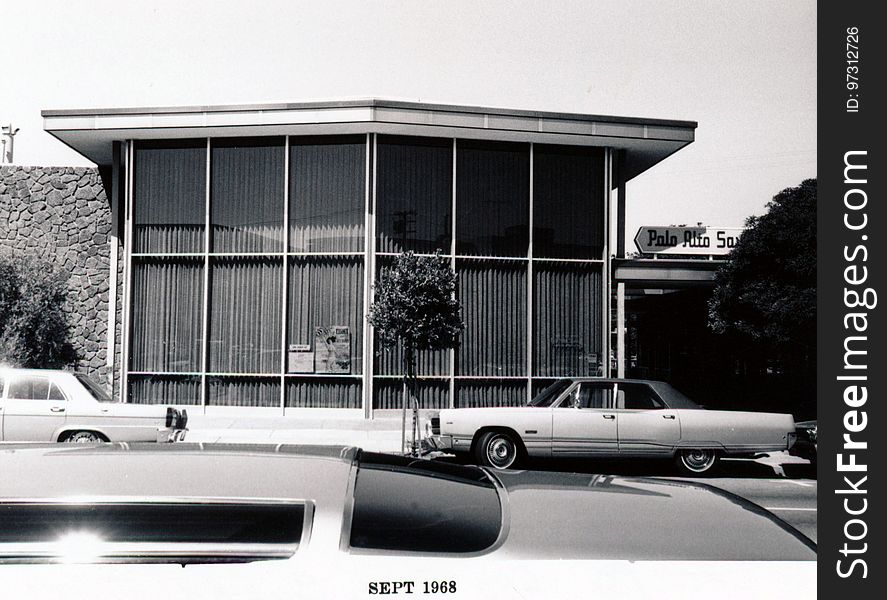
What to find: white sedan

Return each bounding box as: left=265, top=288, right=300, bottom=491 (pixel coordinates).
left=0, top=368, right=187, bottom=443
left=427, top=378, right=797, bottom=474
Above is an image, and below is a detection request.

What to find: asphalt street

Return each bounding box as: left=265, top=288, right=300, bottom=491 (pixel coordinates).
left=438, top=453, right=818, bottom=543
left=676, top=463, right=817, bottom=542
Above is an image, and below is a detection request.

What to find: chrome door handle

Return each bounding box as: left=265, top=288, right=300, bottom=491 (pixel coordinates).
left=50, top=407, right=66, bottom=413
left=662, top=414, right=675, bottom=419
left=602, top=414, right=615, bottom=420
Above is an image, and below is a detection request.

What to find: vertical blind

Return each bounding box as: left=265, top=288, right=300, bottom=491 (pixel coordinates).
left=376, top=136, right=452, bottom=254
left=211, top=138, right=285, bottom=253
left=209, top=258, right=282, bottom=373
left=534, top=262, right=603, bottom=377
left=133, top=140, right=207, bottom=253
left=455, top=380, right=526, bottom=408
left=207, top=376, right=279, bottom=407
left=289, top=136, right=365, bottom=252
left=286, top=378, right=361, bottom=409
left=129, top=375, right=202, bottom=405
left=128, top=134, right=607, bottom=409
left=130, top=258, right=203, bottom=372
left=287, top=257, right=364, bottom=374
left=457, top=259, right=527, bottom=376
left=373, top=378, right=449, bottom=410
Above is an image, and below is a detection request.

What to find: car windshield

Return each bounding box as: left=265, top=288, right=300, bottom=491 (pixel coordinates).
left=527, top=379, right=572, bottom=407
left=75, top=374, right=114, bottom=402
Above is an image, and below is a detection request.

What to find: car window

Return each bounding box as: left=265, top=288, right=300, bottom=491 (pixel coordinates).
left=527, top=379, right=571, bottom=407
left=557, top=383, right=616, bottom=409
left=619, top=384, right=665, bottom=410
left=48, top=383, right=66, bottom=401
left=75, top=374, right=113, bottom=402
left=0, top=501, right=306, bottom=563
left=7, top=376, right=51, bottom=400
left=349, top=452, right=502, bottom=554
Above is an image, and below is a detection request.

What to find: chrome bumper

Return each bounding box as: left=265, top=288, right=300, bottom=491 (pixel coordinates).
left=158, top=428, right=188, bottom=443
left=425, top=435, right=454, bottom=451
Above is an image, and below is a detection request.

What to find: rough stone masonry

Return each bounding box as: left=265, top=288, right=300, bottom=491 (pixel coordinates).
left=0, top=165, right=120, bottom=391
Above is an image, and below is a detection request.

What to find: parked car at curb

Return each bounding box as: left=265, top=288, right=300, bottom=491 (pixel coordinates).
left=426, top=378, right=797, bottom=474
left=0, top=368, right=187, bottom=443
left=0, top=443, right=815, bottom=562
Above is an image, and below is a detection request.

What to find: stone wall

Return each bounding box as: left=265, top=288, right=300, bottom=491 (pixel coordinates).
left=0, top=165, right=116, bottom=386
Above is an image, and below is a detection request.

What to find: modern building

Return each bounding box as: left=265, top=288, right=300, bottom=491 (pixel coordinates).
left=40, top=99, right=696, bottom=416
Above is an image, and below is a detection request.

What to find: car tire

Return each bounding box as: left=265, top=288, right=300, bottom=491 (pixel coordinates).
left=61, top=430, right=107, bottom=443
left=475, top=431, right=521, bottom=470
left=675, top=449, right=718, bottom=475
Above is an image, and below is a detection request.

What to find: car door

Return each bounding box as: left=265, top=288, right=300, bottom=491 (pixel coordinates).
left=1, top=374, right=68, bottom=442
left=615, top=383, right=681, bottom=455
left=551, top=382, right=619, bottom=456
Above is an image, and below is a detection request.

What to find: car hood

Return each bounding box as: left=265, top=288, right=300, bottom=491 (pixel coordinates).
left=439, top=407, right=540, bottom=419
left=489, top=470, right=815, bottom=561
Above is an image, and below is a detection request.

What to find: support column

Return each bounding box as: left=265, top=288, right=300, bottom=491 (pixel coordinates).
left=615, top=150, right=627, bottom=378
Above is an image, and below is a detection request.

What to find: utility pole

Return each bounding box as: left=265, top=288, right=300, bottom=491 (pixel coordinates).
left=1, top=124, right=20, bottom=164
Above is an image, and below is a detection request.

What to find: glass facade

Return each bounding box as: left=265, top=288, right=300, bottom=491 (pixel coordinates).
left=125, top=135, right=608, bottom=410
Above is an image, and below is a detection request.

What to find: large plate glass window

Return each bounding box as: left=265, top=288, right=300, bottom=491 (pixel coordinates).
left=534, top=262, right=603, bottom=377
left=208, top=257, right=282, bottom=374
left=129, top=257, right=203, bottom=373
left=455, top=140, right=529, bottom=257
left=289, top=136, right=366, bottom=252
left=210, top=137, right=285, bottom=253
left=133, top=140, right=206, bottom=254
left=533, top=145, right=604, bottom=260
left=376, top=136, right=452, bottom=254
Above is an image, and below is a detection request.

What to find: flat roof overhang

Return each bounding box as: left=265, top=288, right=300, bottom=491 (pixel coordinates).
left=613, top=258, right=722, bottom=289
left=42, top=98, right=695, bottom=179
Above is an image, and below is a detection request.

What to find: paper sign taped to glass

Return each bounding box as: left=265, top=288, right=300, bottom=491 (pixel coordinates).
left=314, top=326, right=351, bottom=373
left=287, top=344, right=314, bottom=373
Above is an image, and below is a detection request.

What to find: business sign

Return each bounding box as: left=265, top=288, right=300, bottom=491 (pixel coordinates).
left=633, top=226, right=744, bottom=256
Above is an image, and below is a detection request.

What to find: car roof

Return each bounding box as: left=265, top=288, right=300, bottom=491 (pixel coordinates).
left=0, top=367, right=72, bottom=377
left=0, top=443, right=358, bottom=502
left=549, top=378, right=701, bottom=409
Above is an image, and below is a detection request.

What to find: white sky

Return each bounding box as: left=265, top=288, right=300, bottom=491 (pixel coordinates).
left=1, top=0, right=816, bottom=238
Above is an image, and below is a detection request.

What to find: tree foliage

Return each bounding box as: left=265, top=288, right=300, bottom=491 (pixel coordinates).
left=369, top=251, right=463, bottom=357
left=708, top=179, right=816, bottom=350
left=0, top=254, right=78, bottom=368
left=368, top=251, right=463, bottom=454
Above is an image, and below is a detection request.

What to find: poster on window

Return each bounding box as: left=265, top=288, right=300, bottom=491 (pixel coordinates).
left=314, top=326, right=351, bottom=373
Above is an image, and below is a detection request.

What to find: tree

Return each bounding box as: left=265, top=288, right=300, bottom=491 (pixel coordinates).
left=708, top=179, right=816, bottom=350
left=368, top=251, right=463, bottom=455
left=0, top=254, right=79, bottom=368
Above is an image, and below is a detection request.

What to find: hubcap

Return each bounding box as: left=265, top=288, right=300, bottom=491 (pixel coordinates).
left=68, top=432, right=100, bottom=443
left=682, top=450, right=715, bottom=472
left=486, top=437, right=516, bottom=469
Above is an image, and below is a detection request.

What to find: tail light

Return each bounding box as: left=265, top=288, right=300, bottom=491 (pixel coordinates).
left=165, top=407, right=175, bottom=428
left=178, top=409, right=189, bottom=429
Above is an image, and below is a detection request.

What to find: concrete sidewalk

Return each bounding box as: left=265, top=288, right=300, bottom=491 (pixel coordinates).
left=183, top=414, right=407, bottom=452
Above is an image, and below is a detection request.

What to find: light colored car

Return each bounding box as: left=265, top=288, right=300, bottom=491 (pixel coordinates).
left=427, top=378, right=797, bottom=474
left=0, top=368, right=187, bottom=443
left=0, top=443, right=815, bottom=562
